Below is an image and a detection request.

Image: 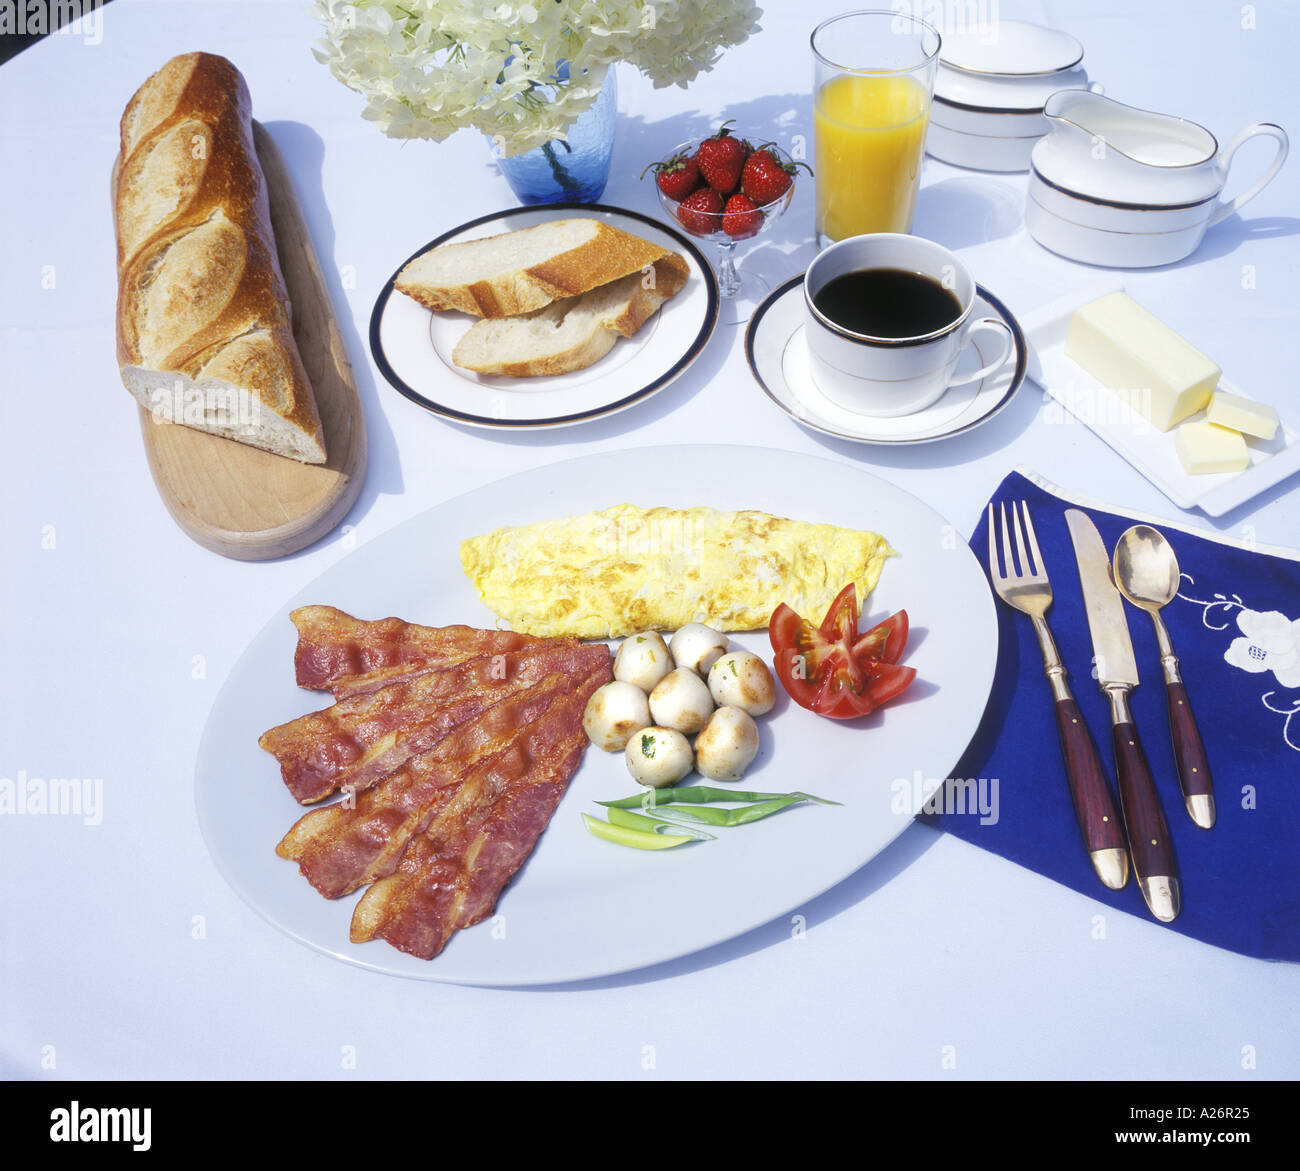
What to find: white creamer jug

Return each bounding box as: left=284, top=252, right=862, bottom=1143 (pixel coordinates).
left=1025, top=91, right=1288, bottom=267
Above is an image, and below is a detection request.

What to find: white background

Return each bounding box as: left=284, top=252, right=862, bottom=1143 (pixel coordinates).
left=1, top=0, right=1297, bottom=1078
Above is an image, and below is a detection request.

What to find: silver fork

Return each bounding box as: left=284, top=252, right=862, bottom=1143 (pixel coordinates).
left=986, top=501, right=1129, bottom=891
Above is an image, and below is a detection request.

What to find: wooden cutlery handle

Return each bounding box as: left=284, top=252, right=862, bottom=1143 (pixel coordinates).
left=1053, top=698, right=1126, bottom=854
left=1112, top=720, right=1178, bottom=892
left=1167, top=681, right=1214, bottom=800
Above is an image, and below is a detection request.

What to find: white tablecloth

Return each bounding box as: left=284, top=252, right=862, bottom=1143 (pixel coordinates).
left=2, top=0, right=1297, bottom=1079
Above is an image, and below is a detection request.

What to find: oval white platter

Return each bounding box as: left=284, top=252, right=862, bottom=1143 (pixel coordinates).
left=195, top=444, right=998, bottom=985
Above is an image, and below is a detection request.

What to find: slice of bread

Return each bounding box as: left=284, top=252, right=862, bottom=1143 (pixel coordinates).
left=451, top=254, right=690, bottom=377
left=395, top=218, right=681, bottom=318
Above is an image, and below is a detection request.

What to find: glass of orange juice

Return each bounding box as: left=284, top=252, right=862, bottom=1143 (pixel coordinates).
left=812, top=10, right=940, bottom=247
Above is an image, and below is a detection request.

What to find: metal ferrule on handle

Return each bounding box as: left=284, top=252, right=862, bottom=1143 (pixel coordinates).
left=1150, top=611, right=1183, bottom=685
left=1031, top=616, right=1072, bottom=703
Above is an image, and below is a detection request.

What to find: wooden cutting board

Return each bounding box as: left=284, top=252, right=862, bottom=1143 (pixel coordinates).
left=131, top=121, right=367, bottom=560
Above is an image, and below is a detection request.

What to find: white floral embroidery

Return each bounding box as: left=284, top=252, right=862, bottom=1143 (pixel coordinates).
left=1177, top=579, right=1245, bottom=630
left=1224, top=610, right=1300, bottom=688
left=1178, top=573, right=1300, bottom=754
left=1262, top=693, right=1300, bottom=752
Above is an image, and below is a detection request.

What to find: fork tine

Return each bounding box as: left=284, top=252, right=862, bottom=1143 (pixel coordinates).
left=1011, top=499, right=1033, bottom=576
left=986, top=503, right=1000, bottom=579
left=999, top=501, right=1017, bottom=577
left=1020, top=501, right=1046, bottom=578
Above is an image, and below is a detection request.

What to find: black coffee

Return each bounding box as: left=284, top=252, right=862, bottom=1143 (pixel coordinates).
left=813, top=268, right=962, bottom=338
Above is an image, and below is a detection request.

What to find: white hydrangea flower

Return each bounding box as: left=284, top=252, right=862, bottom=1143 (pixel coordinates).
left=310, top=0, right=762, bottom=155
left=1224, top=609, right=1300, bottom=689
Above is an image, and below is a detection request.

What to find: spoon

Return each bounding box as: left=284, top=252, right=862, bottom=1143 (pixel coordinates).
left=1113, top=525, right=1215, bottom=829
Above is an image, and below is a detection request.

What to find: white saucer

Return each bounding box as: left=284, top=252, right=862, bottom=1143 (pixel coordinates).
left=745, top=275, right=1027, bottom=445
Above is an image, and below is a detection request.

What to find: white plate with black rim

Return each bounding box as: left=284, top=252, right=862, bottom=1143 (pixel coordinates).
left=746, top=274, right=1027, bottom=445
left=369, top=203, right=719, bottom=430
left=194, top=444, right=998, bottom=986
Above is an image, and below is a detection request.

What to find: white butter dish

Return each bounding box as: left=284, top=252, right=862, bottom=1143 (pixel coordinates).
left=1021, top=281, right=1300, bottom=515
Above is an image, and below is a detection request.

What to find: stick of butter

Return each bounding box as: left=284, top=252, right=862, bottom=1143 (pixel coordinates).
left=1065, top=292, right=1220, bottom=431
left=1175, top=419, right=1250, bottom=475
left=1206, top=390, right=1279, bottom=440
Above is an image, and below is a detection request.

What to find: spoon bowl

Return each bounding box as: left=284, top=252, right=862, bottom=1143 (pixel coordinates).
left=1113, top=525, right=1181, bottom=612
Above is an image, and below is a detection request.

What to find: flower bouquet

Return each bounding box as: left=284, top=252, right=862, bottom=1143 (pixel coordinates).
left=312, top=0, right=762, bottom=203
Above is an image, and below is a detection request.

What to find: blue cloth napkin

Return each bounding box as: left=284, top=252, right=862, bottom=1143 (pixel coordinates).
left=923, top=470, right=1300, bottom=961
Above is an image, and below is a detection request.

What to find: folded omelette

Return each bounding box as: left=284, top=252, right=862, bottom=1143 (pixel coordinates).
left=459, top=504, right=895, bottom=638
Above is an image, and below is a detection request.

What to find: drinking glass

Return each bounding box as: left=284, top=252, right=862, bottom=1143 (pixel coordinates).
left=811, top=10, right=940, bottom=248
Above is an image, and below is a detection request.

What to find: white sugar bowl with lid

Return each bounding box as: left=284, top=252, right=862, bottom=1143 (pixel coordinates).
left=927, top=19, right=1101, bottom=173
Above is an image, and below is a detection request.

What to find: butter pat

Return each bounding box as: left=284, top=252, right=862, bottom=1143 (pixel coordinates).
left=1065, top=292, right=1220, bottom=431
left=1175, top=420, right=1250, bottom=475
left=1206, top=390, right=1279, bottom=440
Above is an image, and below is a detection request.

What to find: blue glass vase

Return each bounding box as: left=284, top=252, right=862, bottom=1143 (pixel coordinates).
left=496, top=67, right=618, bottom=205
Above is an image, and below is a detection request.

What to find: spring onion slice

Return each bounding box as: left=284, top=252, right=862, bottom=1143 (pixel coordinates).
left=581, top=813, right=693, bottom=850
left=597, top=787, right=841, bottom=810
left=643, top=797, right=809, bottom=828
left=606, top=806, right=717, bottom=841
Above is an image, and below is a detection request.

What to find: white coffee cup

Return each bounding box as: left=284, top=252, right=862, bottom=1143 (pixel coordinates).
left=803, top=234, right=1015, bottom=417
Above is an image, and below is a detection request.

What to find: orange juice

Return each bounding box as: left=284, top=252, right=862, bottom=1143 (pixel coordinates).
left=814, top=73, right=931, bottom=241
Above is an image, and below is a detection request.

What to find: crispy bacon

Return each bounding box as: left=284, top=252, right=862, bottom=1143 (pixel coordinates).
left=260, top=641, right=607, bottom=804
left=349, top=663, right=600, bottom=960
left=290, top=605, right=555, bottom=694
left=276, top=664, right=604, bottom=898
left=269, top=607, right=614, bottom=962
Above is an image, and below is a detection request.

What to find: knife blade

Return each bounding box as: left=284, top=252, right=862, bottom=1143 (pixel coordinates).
left=1065, top=509, right=1181, bottom=923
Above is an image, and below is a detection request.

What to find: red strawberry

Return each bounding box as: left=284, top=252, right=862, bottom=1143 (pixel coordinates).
left=722, top=193, right=763, bottom=239
left=676, top=187, right=723, bottom=235
left=694, top=121, right=748, bottom=195
left=741, top=148, right=811, bottom=206
left=641, top=151, right=700, bottom=202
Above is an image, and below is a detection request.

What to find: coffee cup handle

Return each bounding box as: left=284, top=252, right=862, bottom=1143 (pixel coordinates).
left=947, top=317, right=1016, bottom=387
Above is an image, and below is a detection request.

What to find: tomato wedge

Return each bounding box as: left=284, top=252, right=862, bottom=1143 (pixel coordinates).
left=769, top=583, right=916, bottom=720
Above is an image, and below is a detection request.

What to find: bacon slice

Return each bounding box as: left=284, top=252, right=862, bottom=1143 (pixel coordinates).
left=327, top=636, right=582, bottom=702
left=276, top=663, right=606, bottom=898
left=290, top=605, right=554, bottom=694
left=349, top=664, right=599, bottom=960
left=260, top=641, right=608, bottom=804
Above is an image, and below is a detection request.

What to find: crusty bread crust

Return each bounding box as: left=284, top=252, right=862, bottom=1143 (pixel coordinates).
left=451, top=253, right=690, bottom=377
left=395, top=220, right=684, bottom=318
left=113, top=52, right=327, bottom=464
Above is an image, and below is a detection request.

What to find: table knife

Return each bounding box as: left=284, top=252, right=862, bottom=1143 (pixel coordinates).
left=1065, top=509, right=1181, bottom=923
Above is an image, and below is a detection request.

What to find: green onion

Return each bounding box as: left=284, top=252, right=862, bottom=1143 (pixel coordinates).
left=597, top=786, right=841, bottom=810
left=642, top=796, right=811, bottom=828
left=581, top=813, right=692, bottom=851
left=606, top=806, right=716, bottom=841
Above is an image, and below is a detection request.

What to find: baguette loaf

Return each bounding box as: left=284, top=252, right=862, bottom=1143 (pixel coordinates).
left=451, top=254, right=689, bottom=377
left=114, top=52, right=327, bottom=464
left=395, top=218, right=680, bottom=318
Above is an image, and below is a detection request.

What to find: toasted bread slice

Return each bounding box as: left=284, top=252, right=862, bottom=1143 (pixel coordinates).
left=395, top=218, right=680, bottom=319
left=450, top=254, right=689, bottom=377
